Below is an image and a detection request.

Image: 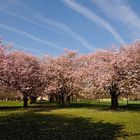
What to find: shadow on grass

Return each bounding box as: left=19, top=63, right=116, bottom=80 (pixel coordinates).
left=0, top=102, right=60, bottom=112
left=69, top=102, right=109, bottom=109
left=0, top=110, right=128, bottom=140
left=68, top=102, right=140, bottom=112
left=0, top=106, right=23, bottom=111
left=119, top=104, right=140, bottom=111
left=0, top=101, right=140, bottom=112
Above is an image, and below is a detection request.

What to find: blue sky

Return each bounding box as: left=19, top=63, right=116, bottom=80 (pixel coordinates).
left=0, top=0, right=140, bottom=56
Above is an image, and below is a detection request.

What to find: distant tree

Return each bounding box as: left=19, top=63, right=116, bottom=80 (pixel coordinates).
left=0, top=87, right=21, bottom=101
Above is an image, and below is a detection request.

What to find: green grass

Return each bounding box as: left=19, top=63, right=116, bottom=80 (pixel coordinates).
left=0, top=101, right=140, bottom=140
left=0, top=100, right=23, bottom=106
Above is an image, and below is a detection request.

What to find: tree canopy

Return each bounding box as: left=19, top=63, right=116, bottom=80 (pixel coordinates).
left=0, top=40, right=140, bottom=108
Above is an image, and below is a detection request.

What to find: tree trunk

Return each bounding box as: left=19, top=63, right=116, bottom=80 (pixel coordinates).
left=58, top=94, right=61, bottom=105
left=49, top=95, right=53, bottom=103
left=23, top=95, right=28, bottom=107
left=111, top=93, right=118, bottom=109
left=40, top=96, right=43, bottom=102
left=55, top=95, right=58, bottom=103
left=30, top=96, right=37, bottom=104
left=109, top=83, right=119, bottom=109
left=72, top=94, right=74, bottom=102
left=66, top=95, right=71, bottom=105
left=61, top=93, right=64, bottom=106
left=126, top=95, right=129, bottom=106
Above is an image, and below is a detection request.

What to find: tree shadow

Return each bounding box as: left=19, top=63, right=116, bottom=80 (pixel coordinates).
left=68, top=102, right=111, bottom=110
left=0, top=110, right=128, bottom=140
left=0, top=101, right=62, bottom=111
left=0, top=106, right=22, bottom=111
left=68, top=102, right=140, bottom=112
left=0, top=100, right=140, bottom=114
left=0, top=106, right=60, bottom=113
left=119, top=104, right=140, bottom=112
left=0, top=101, right=139, bottom=112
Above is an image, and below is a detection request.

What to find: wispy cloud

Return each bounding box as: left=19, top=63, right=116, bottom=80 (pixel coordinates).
left=4, top=41, right=43, bottom=55
left=14, top=44, right=43, bottom=56
left=63, top=0, right=125, bottom=44
left=34, top=14, right=95, bottom=51
left=91, top=0, right=140, bottom=38
left=0, top=9, right=63, bottom=35
left=0, top=7, right=95, bottom=51
left=14, top=43, right=56, bottom=56
left=0, top=23, right=60, bottom=50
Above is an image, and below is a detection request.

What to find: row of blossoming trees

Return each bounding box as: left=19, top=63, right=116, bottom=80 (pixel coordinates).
left=0, top=39, right=140, bottom=108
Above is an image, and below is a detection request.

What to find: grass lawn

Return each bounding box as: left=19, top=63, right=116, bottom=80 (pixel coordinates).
left=0, top=100, right=140, bottom=140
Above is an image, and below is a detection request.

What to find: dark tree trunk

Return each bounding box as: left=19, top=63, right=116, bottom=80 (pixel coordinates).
left=30, top=96, right=37, bottom=104
left=58, top=94, right=61, bottom=105
left=111, top=93, right=118, bottom=109
left=55, top=95, right=58, bottom=103
left=66, top=93, right=73, bottom=105
left=23, top=94, right=28, bottom=107
left=71, top=94, right=74, bottom=102
left=126, top=95, right=129, bottom=106
left=61, top=93, right=64, bottom=106
left=109, top=83, right=119, bottom=109
left=49, top=95, right=54, bottom=103
left=40, top=96, right=43, bottom=101
left=66, top=95, right=70, bottom=105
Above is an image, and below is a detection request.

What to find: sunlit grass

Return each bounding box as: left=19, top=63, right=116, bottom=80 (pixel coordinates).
left=0, top=100, right=140, bottom=140
left=0, top=100, right=23, bottom=106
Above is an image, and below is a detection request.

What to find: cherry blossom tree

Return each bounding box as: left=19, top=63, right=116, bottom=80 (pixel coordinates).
left=116, top=42, right=140, bottom=103
left=41, top=43, right=140, bottom=108
left=0, top=41, right=42, bottom=107
left=85, top=42, right=140, bottom=108
left=0, top=39, right=139, bottom=108
left=41, top=50, right=80, bottom=105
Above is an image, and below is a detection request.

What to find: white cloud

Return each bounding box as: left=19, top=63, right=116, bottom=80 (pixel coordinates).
left=0, top=9, right=63, bottom=35
left=63, top=0, right=125, bottom=44
left=91, top=0, right=140, bottom=38
left=13, top=43, right=54, bottom=56
left=14, top=44, right=43, bottom=56
left=34, top=14, right=95, bottom=51
left=0, top=23, right=60, bottom=50
left=0, top=4, right=95, bottom=51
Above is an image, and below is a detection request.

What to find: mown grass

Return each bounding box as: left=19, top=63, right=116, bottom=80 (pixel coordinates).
left=0, top=100, right=23, bottom=106
left=0, top=100, right=140, bottom=140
